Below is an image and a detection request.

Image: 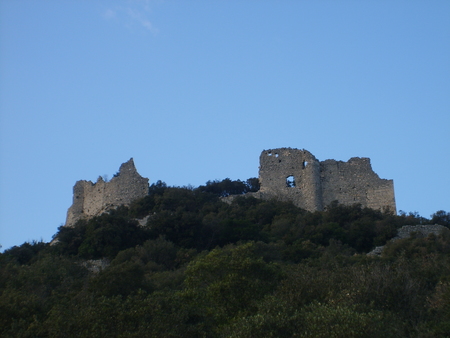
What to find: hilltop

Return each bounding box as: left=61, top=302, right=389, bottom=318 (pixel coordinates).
left=1, top=152, right=449, bottom=337
left=63, top=148, right=396, bottom=228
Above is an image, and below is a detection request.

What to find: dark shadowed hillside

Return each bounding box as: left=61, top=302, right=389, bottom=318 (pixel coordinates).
left=1, top=179, right=449, bottom=337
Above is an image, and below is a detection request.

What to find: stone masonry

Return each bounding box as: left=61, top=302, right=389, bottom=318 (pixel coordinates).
left=368, top=224, right=449, bottom=256
left=65, top=158, right=149, bottom=227
left=250, top=148, right=396, bottom=213
left=64, top=149, right=395, bottom=227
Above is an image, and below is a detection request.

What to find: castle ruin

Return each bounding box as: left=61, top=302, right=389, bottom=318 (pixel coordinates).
left=64, top=149, right=396, bottom=227
left=250, top=148, right=396, bottom=213
left=65, top=158, right=149, bottom=227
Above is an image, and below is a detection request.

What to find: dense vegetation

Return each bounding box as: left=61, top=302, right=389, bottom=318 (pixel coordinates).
left=1, top=178, right=450, bottom=337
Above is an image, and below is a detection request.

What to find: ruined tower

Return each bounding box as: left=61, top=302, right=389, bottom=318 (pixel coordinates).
left=254, top=148, right=396, bottom=213
left=257, top=148, right=323, bottom=211
left=65, top=158, right=149, bottom=227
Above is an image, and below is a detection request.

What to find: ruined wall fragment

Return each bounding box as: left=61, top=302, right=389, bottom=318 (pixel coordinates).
left=256, top=148, right=396, bottom=213
left=257, top=148, right=322, bottom=211
left=320, top=157, right=395, bottom=212
left=65, top=158, right=149, bottom=227
left=368, top=224, right=449, bottom=256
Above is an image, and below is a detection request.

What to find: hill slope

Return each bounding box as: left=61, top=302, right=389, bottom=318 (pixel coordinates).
left=1, top=179, right=449, bottom=337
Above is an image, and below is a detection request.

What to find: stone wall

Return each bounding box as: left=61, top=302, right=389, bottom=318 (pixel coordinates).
left=395, top=224, right=448, bottom=240
left=64, top=149, right=395, bottom=226
left=257, top=149, right=323, bottom=211
left=320, top=157, right=395, bottom=212
left=368, top=224, right=449, bottom=256
left=255, top=148, right=396, bottom=213
left=65, top=158, right=149, bottom=227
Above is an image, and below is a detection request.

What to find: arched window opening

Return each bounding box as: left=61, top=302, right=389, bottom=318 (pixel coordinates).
left=286, top=175, right=296, bottom=188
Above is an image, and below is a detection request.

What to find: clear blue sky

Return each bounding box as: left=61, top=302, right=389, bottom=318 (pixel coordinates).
left=1, top=1, right=449, bottom=251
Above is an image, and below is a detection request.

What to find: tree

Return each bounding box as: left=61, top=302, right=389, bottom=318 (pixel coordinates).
left=431, top=210, right=450, bottom=227
left=183, top=242, right=283, bottom=323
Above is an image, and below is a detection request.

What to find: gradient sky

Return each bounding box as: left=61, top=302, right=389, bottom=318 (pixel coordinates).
left=1, top=1, right=449, bottom=251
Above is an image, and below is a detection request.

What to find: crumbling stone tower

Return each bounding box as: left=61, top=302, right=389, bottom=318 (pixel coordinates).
left=258, top=148, right=323, bottom=211
left=255, top=148, right=396, bottom=213
left=65, top=158, right=149, bottom=227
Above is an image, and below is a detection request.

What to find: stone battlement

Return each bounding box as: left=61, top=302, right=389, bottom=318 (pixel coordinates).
left=65, top=159, right=149, bottom=227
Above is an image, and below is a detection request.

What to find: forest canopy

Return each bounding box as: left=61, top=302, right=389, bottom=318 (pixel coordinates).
left=1, top=178, right=450, bottom=337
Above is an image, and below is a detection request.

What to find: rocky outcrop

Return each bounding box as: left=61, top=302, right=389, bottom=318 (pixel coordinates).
left=394, top=224, right=447, bottom=240
left=367, top=224, right=449, bottom=256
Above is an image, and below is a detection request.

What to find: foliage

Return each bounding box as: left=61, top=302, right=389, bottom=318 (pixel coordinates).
left=197, top=177, right=260, bottom=197
left=183, top=243, right=283, bottom=321
left=1, top=177, right=449, bottom=337
left=53, top=214, right=151, bottom=259
left=431, top=210, right=450, bottom=227
left=298, top=302, right=398, bottom=337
